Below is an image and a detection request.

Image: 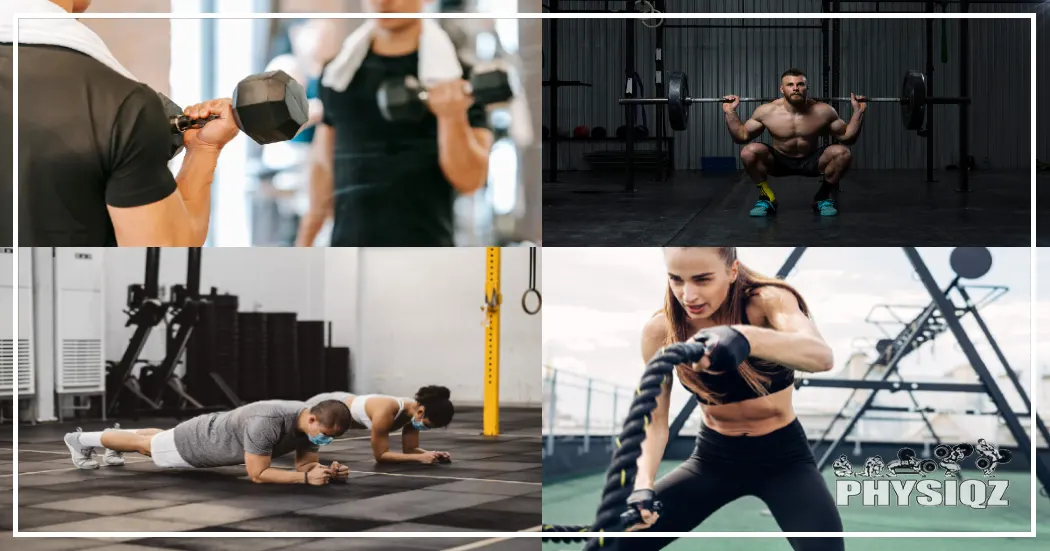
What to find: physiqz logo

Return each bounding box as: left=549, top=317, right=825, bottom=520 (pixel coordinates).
left=833, top=438, right=1012, bottom=509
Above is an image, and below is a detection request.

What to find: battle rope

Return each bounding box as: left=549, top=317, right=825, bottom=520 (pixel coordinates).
left=541, top=337, right=711, bottom=549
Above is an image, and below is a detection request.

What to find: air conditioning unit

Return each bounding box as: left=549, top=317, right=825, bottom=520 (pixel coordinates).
left=54, top=248, right=105, bottom=394
left=0, top=248, right=35, bottom=399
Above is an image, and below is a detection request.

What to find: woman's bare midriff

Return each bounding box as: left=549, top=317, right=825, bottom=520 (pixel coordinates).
left=700, top=385, right=796, bottom=437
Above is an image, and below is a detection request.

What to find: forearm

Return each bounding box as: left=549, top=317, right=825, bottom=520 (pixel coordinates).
left=437, top=114, right=489, bottom=194
left=733, top=325, right=833, bottom=373
left=296, top=162, right=333, bottom=246
left=174, top=147, right=221, bottom=245
left=377, top=451, right=426, bottom=463
left=841, top=112, right=865, bottom=143
left=724, top=112, right=748, bottom=143
left=296, top=461, right=321, bottom=472
left=250, top=467, right=309, bottom=484
left=633, top=426, right=669, bottom=490
left=402, top=447, right=426, bottom=454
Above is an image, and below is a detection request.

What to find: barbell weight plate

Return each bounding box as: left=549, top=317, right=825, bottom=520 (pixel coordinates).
left=158, top=92, right=186, bottom=159
left=901, top=70, right=927, bottom=131
left=667, top=71, right=689, bottom=131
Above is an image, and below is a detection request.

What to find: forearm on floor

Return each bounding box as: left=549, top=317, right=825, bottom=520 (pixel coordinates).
left=377, top=451, right=424, bottom=463
left=297, top=462, right=321, bottom=472
left=251, top=467, right=309, bottom=484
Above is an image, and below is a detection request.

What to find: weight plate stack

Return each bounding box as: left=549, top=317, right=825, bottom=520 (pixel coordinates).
left=326, top=347, right=352, bottom=393
left=266, top=313, right=299, bottom=400
left=238, top=313, right=268, bottom=402
left=297, top=321, right=326, bottom=400
left=210, top=294, right=241, bottom=404
left=184, top=301, right=218, bottom=405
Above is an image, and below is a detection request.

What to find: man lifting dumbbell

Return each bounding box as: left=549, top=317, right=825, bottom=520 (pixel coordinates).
left=6, top=0, right=306, bottom=247
left=296, top=0, right=495, bottom=247
left=727, top=68, right=865, bottom=218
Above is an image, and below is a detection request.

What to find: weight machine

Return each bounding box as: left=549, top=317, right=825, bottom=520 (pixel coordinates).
left=105, top=248, right=242, bottom=419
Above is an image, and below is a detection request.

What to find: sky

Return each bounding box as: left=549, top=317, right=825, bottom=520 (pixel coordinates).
left=542, top=247, right=1039, bottom=431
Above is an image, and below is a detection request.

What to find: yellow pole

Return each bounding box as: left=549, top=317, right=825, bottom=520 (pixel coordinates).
left=483, top=247, right=501, bottom=436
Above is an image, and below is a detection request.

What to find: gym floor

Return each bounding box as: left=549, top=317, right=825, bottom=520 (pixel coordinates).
left=2, top=406, right=542, bottom=550
left=541, top=463, right=1048, bottom=551
left=542, top=169, right=1030, bottom=246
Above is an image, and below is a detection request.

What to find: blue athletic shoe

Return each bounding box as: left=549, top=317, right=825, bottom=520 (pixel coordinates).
left=749, top=198, right=777, bottom=217
left=812, top=199, right=838, bottom=216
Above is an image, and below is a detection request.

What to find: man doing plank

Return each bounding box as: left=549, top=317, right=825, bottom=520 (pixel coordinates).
left=63, top=400, right=353, bottom=485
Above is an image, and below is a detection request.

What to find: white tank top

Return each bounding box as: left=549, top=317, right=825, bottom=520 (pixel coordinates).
left=305, top=392, right=406, bottom=429
left=349, top=394, right=405, bottom=429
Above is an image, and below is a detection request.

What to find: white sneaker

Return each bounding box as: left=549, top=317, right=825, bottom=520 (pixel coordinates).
left=62, top=429, right=98, bottom=470
left=101, top=424, right=125, bottom=466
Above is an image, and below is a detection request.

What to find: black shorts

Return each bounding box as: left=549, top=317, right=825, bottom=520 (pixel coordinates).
left=762, top=143, right=828, bottom=177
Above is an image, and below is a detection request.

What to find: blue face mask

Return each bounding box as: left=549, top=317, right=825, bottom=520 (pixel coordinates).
left=412, top=419, right=429, bottom=431
left=309, top=432, right=334, bottom=446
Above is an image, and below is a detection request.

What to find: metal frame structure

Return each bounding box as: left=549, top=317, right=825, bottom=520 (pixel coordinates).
left=667, top=246, right=1049, bottom=496
left=484, top=247, right=502, bottom=436
left=106, top=248, right=242, bottom=419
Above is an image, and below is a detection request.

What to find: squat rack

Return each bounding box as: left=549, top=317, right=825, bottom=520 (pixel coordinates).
left=542, top=0, right=1013, bottom=193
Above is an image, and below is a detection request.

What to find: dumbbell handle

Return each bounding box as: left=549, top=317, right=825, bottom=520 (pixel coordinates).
left=170, top=114, right=221, bottom=134
left=414, top=81, right=476, bottom=103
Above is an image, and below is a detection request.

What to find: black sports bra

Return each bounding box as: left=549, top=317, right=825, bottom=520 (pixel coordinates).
left=678, top=304, right=795, bottom=406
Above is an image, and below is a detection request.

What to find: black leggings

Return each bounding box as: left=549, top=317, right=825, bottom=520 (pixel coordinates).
left=634, top=419, right=844, bottom=551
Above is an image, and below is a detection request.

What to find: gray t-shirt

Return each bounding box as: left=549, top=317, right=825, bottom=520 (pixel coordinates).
left=304, top=392, right=353, bottom=407
left=172, top=400, right=317, bottom=468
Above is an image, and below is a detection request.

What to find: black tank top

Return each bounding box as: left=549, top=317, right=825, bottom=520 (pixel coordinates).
left=678, top=302, right=795, bottom=406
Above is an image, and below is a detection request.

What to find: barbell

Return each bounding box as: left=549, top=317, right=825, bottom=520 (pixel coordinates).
left=619, top=70, right=971, bottom=132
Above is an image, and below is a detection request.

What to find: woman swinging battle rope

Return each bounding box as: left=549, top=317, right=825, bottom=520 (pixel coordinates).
left=542, top=247, right=845, bottom=551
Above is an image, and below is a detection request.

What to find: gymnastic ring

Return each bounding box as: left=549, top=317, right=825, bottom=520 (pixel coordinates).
left=522, top=288, right=542, bottom=315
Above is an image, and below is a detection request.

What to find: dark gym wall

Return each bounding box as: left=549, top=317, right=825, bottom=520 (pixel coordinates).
left=1040, top=7, right=1049, bottom=161
left=543, top=1, right=1041, bottom=171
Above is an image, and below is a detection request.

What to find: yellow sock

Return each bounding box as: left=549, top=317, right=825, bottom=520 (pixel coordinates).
left=756, top=181, right=776, bottom=202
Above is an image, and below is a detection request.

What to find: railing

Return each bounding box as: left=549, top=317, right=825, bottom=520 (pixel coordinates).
left=542, top=365, right=636, bottom=456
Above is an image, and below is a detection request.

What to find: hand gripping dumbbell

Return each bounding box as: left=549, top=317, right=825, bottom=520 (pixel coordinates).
left=159, top=70, right=309, bottom=159
left=376, top=63, right=518, bottom=123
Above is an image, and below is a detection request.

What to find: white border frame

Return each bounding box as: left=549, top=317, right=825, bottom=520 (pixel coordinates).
left=9, top=9, right=1039, bottom=542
